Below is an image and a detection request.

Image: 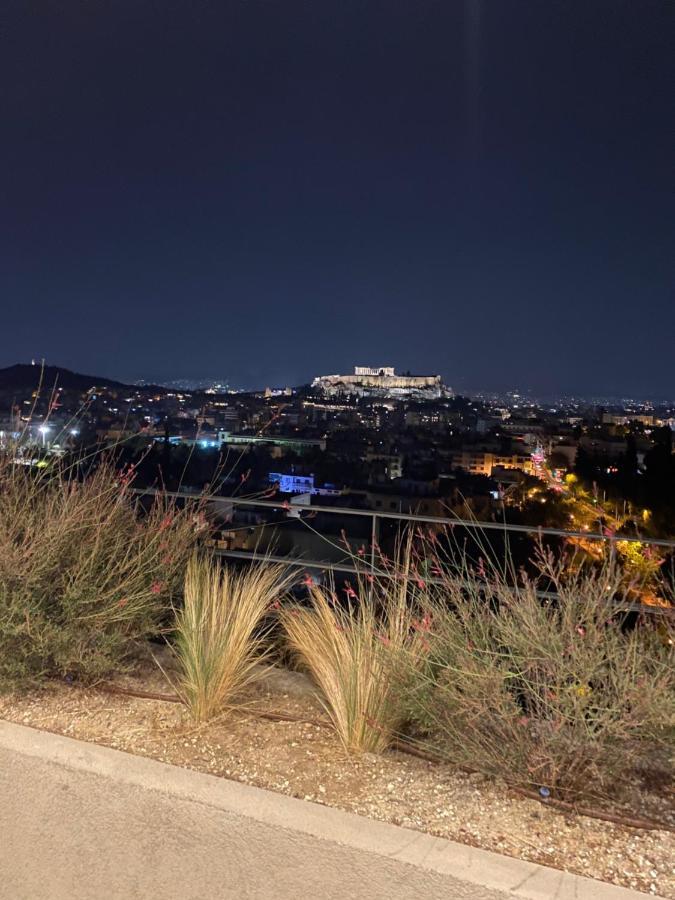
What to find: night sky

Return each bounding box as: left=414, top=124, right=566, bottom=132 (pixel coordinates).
left=1, top=1, right=673, bottom=396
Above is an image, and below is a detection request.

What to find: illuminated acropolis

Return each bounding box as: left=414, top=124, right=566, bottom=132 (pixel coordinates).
left=312, top=366, right=451, bottom=399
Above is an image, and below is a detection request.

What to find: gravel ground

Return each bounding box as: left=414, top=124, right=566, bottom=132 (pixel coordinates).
left=1, top=672, right=673, bottom=899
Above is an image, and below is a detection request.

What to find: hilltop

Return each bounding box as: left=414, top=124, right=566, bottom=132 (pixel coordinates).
left=0, top=364, right=156, bottom=394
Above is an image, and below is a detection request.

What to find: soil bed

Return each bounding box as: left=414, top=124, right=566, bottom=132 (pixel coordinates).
left=1, top=665, right=673, bottom=898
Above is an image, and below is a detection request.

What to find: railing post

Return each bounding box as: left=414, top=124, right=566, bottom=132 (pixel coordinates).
left=370, top=513, right=379, bottom=574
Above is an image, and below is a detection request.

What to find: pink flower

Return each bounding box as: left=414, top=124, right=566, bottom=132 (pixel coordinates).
left=302, top=574, right=314, bottom=587
left=576, top=625, right=586, bottom=637
left=412, top=614, right=431, bottom=634
left=150, top=581, right=164, bottom=595
left=416, top=578, right=426, bottom=590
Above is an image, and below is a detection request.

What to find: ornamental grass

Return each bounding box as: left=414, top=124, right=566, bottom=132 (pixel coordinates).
left=172, top=554, right=294, bottom=722
left=280, top=546, right=429, bottom=753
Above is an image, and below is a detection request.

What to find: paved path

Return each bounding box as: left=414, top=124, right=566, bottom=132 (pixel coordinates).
left=0, top=722, right=657, bottom=900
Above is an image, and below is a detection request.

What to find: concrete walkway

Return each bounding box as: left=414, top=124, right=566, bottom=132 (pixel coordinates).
left=0, top=721, right=659, bottom=900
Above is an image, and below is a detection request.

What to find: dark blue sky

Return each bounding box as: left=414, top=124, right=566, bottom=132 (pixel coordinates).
left=1, top=1, right=673, bottom=395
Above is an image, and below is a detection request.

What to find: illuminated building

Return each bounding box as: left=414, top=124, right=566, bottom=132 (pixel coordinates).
left=313, top=366, right=450, bottom=399
left=218, top=432, right=326, bottom=453
left=451, top=450, right=534, bottom=477
left=268, top=472, right=315, bottom=493
left=268, top=472, right=341, bottom=495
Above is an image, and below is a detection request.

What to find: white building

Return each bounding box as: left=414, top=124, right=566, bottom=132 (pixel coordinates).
left=313, top=366, right=450, bottom=399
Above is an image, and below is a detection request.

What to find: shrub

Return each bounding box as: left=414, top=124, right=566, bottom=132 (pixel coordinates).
left=616, top=540, right=666, bottom=587
left=408, top=548, right=674, bottom=799
left=171, top=554, right=294, bottom=722
left=280, top=570, right=428, bottom=754
left=0, top=456, right=201, bottom=685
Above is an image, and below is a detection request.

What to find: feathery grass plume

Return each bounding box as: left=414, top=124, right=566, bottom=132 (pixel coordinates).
left=281, top=539, right=428, bottom=753
left=172, top=555, right=294, bottom=722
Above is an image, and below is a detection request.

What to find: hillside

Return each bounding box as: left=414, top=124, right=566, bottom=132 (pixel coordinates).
left=0, top=364, right=133, bottom=393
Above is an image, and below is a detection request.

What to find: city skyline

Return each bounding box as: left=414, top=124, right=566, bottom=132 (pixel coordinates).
left=2, top=358, right=674, bottom=406
left=2, top=2, right=673, bottom=396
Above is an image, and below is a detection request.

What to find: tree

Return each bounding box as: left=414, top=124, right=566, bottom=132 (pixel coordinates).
left=617, top=434, right=638, bottom=496
left=574, top=446, right=593, bottom=480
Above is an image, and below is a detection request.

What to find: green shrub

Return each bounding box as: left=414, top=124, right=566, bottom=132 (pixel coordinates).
left=408, top=548, right=674, bottom=798
left=0, top=457, right=202, bottom=685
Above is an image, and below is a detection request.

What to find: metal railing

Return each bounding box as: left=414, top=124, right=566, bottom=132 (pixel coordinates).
left=134, top=487, right=675, bottom=615
left=136, top=487, right=675, bottom=546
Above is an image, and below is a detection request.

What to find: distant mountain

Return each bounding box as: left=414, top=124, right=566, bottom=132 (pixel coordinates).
left=0, top=364, right=139, bottom=393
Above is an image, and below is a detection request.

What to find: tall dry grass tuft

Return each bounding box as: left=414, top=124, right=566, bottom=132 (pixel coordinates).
left=280, top=557, right=428, bottom=753
left=0, top=453, right=202, bottom=685
left=172, top=555, right=294, bottom=722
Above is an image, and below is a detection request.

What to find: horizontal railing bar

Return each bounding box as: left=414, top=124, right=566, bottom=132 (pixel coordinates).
left=212, top=548, right=673, bottom=617
left=133, top=487, right=675, bottom=549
